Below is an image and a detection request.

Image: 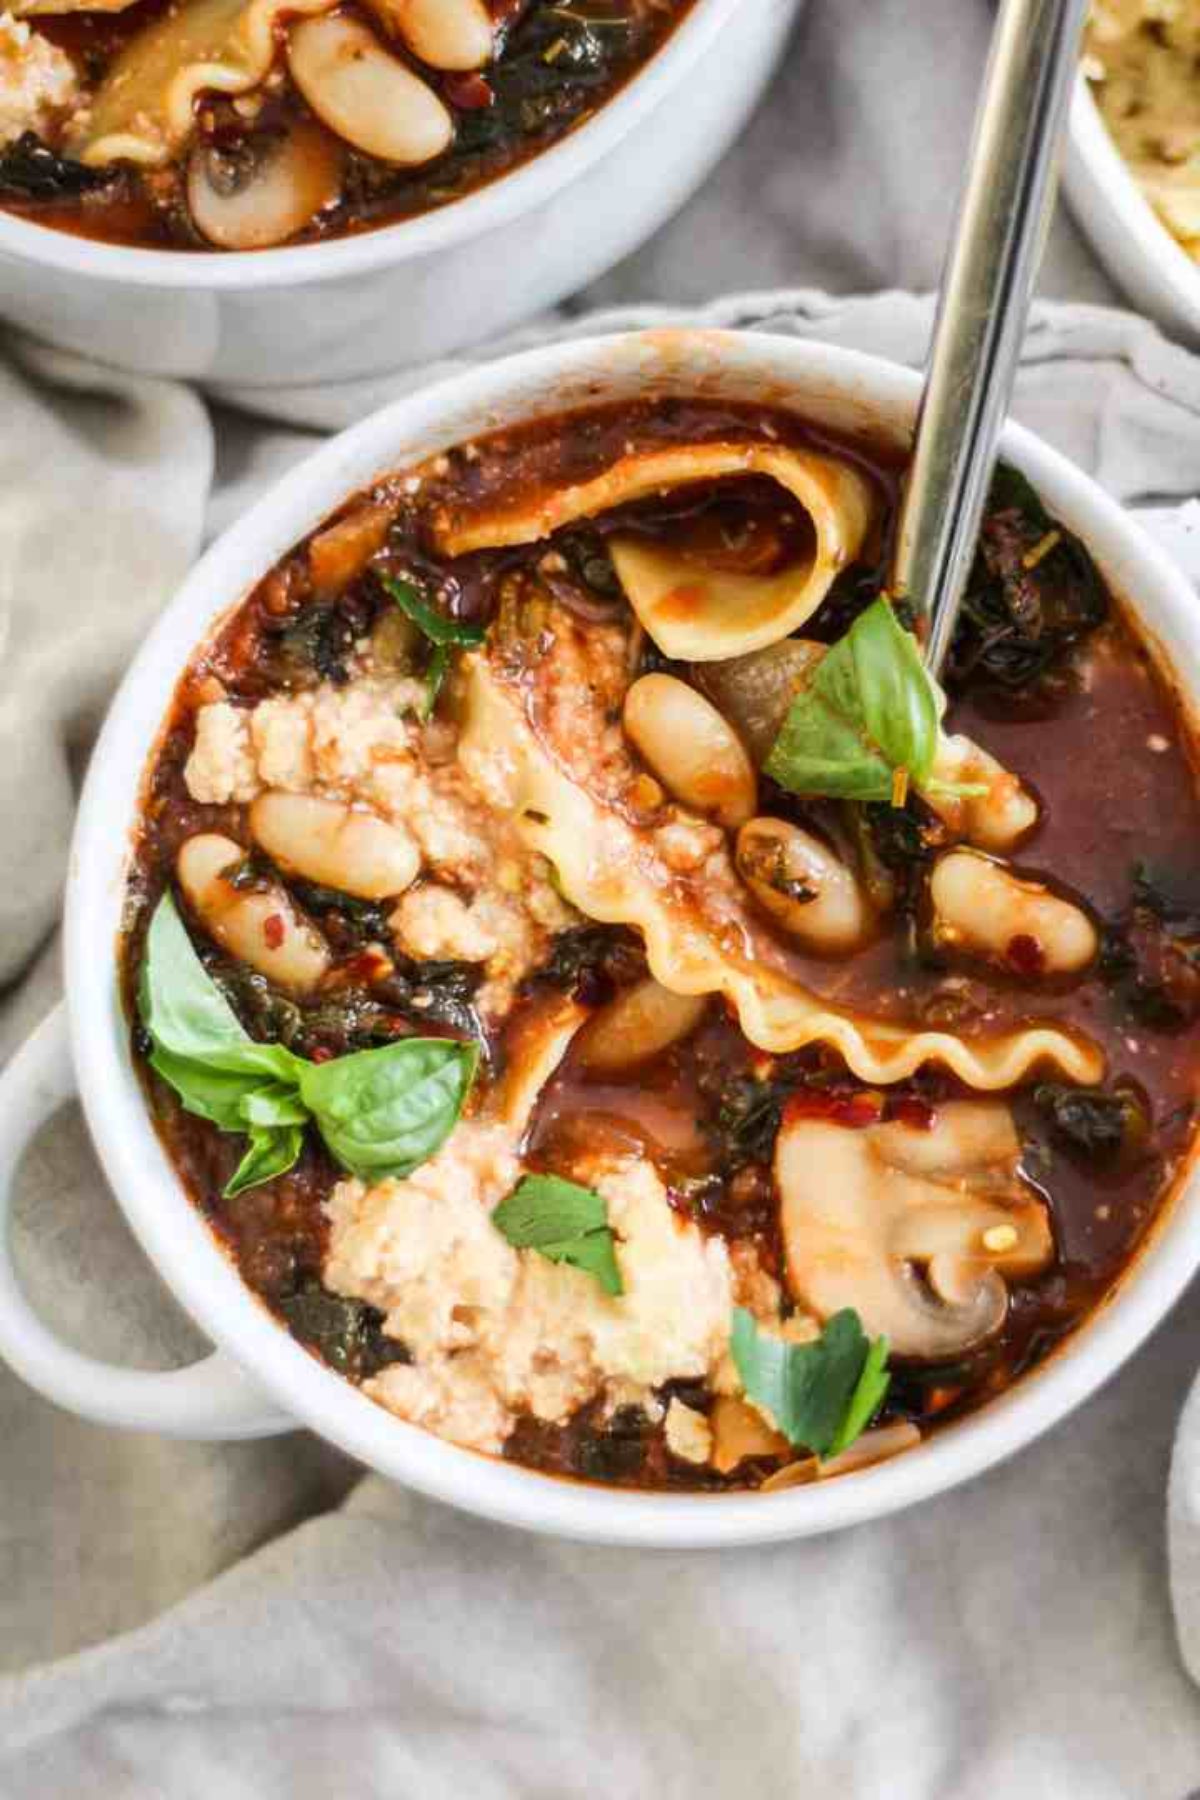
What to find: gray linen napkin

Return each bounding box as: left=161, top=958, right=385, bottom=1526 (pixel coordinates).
left=6, top=293, right=1200, bottom=1800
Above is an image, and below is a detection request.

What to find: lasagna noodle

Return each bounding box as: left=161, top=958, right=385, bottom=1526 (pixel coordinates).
left=436, top=442, right=875, bottom=662
left=460, top=656, right=1104, bottom=1090
left=67, top=0, right=340, bottom=167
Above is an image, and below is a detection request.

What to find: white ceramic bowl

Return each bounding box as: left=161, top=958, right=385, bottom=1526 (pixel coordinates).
left=2, top=328, right=1199, bottom=1548
left=1064, top=72, right=1200, bottom=344
left=0, top=0, right=799, bottom=390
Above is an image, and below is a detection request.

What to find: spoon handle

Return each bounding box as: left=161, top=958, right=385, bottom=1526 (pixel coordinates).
left=889, top=0, right=1090, bottom=676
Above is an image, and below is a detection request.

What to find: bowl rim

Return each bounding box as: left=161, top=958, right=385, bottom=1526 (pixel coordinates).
left=64, top=327, right=1200, bottom=1547
left=1066, top=73, right=1200, bottom=333
left=0, top=0, right=744, bottom=291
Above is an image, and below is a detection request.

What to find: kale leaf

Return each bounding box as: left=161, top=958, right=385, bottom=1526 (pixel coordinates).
left=0, top=133, right=109, bottom=200
left=943, top=463, right=1108, bottom=695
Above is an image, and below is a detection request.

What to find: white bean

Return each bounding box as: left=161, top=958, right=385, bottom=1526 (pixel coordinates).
left=575, top=979, right=708, bottom=1073
left=736, top=817, right=871, bottom=955
left=930, top=850, right=1098, bottom=976
left=928, top=734, right=1039, bottom=852
left=623, top=674, right=756, bottom=829
left=288, top=15, right=453, bottom=166
left=383, top=0, right=493, bottom=70
left=250, top=792, right=419, bottom=900
left=177, top=833, right=330, bottom=994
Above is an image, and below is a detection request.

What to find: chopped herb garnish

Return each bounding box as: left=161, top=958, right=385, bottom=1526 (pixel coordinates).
left=140, top=891, right=476, bottom=1195
left=493, top=1172, right=624, bottom=1296
left=730, top=1306, right=890, bottom=1458
left=765, top=598, right=959, bottom=803
left=380, top=574, right=484, bottom=719
left=380, top=574, right=485, bottom=648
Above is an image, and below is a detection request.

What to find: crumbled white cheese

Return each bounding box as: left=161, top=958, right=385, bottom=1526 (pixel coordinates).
left=183, top=669, right=573, bottom=1021
left=324, top=1121, right=522, bottom=1362
left=0, top=14, right=79, bottom=149
left=186, top=701, right=259, bottom=805
left=326, top=1150, right=734, bottom=1455
left=390, top=884, right=500, bottom=964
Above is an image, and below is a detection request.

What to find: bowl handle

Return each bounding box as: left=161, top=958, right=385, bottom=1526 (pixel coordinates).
left=0, top=1006, right=294, bottom=1439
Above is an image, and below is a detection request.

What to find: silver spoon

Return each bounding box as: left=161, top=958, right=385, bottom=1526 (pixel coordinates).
left=889, top=0, right=1091, bottom=676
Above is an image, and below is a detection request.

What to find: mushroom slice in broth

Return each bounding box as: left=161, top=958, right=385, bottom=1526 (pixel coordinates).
left=187, top=119, right=342, bottom=250
left=777, top=1100, right=1052, bottom=1358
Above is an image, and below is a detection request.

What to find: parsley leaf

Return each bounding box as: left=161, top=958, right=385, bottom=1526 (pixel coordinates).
left=730, top=1307, right=890, bottom=1457
left=492, top=1173, right=624, bottom=1297
left=765, top=598, right=942, bottom=802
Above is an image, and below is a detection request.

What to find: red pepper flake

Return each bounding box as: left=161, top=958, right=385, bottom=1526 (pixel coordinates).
left=888, top=1095, right=938, bottom=1132
left=783, top=1088, right=885, bottom=1130
left=1006, top=932, right=1045, bottom=977
left=263, top=913, right=285, bottom=950
left=444, top=71, right=494, bottom=110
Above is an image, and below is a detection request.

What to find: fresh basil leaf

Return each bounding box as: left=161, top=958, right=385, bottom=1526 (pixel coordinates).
left=148, top=1044, right=272, bottom=1133
left=765, top=686, right=895, bottom=800
left=238, top=1082, right=312, bottom=1129
left=224, top=1122, right=305, bottom=1199
left=140, top=892, right=299, bottom=1084
left=730, top=1306, right=889, bottom=1457
left=140, top=889, right=249, bottom=1058
left=492, top=1173, right=624, bottom=1297
left=139, top=894, right=475, bottom=1192
left=765, top=599, right=940, bottom=802
left=834, top=598, right=939, bottom=785
left=298, top=1036, right=478, bottom=1180
left=380, top=575, right=486, bottom=649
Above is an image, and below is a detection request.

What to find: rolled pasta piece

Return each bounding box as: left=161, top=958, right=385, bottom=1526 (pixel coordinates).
left=434, top=442, right=875, bottom=662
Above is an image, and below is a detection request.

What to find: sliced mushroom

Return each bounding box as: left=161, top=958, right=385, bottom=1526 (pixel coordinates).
left=575, top=979, right=708, bottom=1074
left=177, top=832, right=331, bottom=993
left=736, top=816, right=873, bottom=956
left=288, top=13, right=453, bottom=165
left=366, top=0, right=492, bottom=69
left=186, top=119, right=342, bottom=250
left=817, top=1421, right=921, bottom=1478
left=777, top=1099, right=1053, bottom=1358
left=930, top=850, right=1098, bottom=978
left=691, top=640, right=826, bottom=763
left=623, top=674, right=756, bottom=829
